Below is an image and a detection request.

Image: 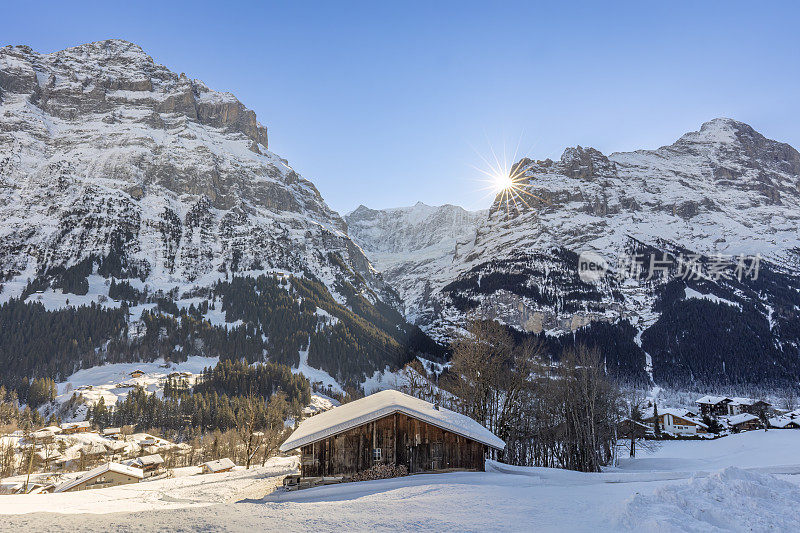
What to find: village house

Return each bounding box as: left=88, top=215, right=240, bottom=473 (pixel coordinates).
left=14, top=482, right=54, bottom=495
left=55, top=463, right=143, bottom=492
left=727, top=413, right=762, bottom=432
left=769, top=416, right=800, bottom=429
left=106, top=440, right=127, bottom=458
left=201, top=458, right=236, bottom=474
left=616, top=418, right=651, bottom=439
left=645, top=408, right=708, bottom=436
left=136, top=454, right=165, bottom=477
left=129, top=369, right=146, bottom=378
left=81, top=442, right=108, bottom=460
left=727, top=398, right=771, bottom=417
left=280, top=390, right=505, bottom=479
left=30, top=429, right=56, bottom=442
left=60, top=421, right=91, bottom=434
left=695, top=396, right=733, bottom=417
left=35, top=448, right=64, bottom=469
left=695, top=395, right=771, bottom=418
left=102, top=427, right=122, bottom=439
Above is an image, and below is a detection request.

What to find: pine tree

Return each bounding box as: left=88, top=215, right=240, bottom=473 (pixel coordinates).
left=653, top=402, right=661, bottom=438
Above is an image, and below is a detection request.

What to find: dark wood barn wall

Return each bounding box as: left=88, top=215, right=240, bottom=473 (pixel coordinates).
left=300, top=412, right=487, bottom=477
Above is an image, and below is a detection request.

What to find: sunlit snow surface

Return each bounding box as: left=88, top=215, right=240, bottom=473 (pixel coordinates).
left=3, top=430, right=800, bottom=531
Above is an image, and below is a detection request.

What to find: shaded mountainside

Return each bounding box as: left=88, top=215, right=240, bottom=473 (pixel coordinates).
left=0, top=40, right=444, bottom=391
left=357, top=120, right=800, bottom=388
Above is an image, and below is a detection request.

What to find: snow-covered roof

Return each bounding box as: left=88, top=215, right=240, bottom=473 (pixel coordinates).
left=43, top=426, right=62, bottom=434
left=727, top=413, right=760, bottom=426
left=647, top=408, right=708, bottom=428
left=137, top=454, right=164, bottom=466
left=202, top=458, right=235, bottom=472
left=54, top=462, right=143, bottom=492
left=31, top=429, right=54, bottom=439
left=695, top=396, right=732, bottom=405
left=61, top=421, right=90, bottom=429
left=769, top=416, right=800, bottom=429
left=103, top=427, right=121, bottom=435
left=82, top=443, right=107, bottom=455
left=280, top=389, right=505, bottom=452
left=729, top=397, right=770, bottom=407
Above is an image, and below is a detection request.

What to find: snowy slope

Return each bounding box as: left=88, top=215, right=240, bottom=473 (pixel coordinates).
left=0, top=39, right=394, bottom=307
left=352, top=119, right=800, bottom=386
left=0, top=40, right=443, bottom=390
left=355, top=119, right=800, bottom=337
left=3, top=431, right=800, bottom=531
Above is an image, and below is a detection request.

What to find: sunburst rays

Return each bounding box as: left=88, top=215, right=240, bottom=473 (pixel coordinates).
left=471, top=137, right=548, bottom=218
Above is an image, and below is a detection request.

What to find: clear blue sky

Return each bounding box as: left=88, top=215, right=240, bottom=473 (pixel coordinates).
left=3, top=1, right=799, bottom=214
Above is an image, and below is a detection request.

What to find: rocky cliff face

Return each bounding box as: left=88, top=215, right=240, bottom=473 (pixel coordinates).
left=356, top=120, right=800, bottom=386
left=0, top=39, right=394, bottom=303
left=0, top=40, right=436, bottom=388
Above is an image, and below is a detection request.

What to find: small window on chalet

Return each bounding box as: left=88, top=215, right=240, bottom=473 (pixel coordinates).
left=372, top=448, right=382, bottom=461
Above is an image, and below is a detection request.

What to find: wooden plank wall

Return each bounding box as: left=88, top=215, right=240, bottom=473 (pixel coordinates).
left=300, top=412, right=487, bottom=477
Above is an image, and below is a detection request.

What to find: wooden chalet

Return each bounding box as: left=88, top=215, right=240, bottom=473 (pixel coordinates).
left=645, top=408, right=708, bottom=436
left=728, top=398, right=771, bottom=416
left=102, top=427, right=122, bottom=439
left=695, top=396, right=733, bottom=417
left=136, top=454, right=164, bottom=477
left=60, top=421, right=90, bottom=434
left=55, top=463, right=143, bottom=492
left=769, top=415, right=800, bottom=429
left=280, top=390, right=505, bottom=479
left=201, top=458, right=236, bottom=474
left=727, top=413, right=762, bottom=432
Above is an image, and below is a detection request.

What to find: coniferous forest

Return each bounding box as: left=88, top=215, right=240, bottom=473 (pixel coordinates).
left=0, top=271, right=446, bottom=400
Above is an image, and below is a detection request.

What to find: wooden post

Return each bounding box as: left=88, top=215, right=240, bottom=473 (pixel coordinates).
left=372, top=422, right=377, bottom=463
left=392, top=414, right=397, bottom=466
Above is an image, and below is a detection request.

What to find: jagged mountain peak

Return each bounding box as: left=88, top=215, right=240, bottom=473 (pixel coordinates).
left=0, top=40, right=269, bottom=150
left=51, top=39, right=151, bottom=60
left=355, top=119, right=800, bottom=362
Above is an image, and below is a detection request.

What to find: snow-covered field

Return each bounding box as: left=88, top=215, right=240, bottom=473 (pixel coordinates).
left=57, top=356, right=218, bottom=405
left=2, top=430, right=800, bottom=531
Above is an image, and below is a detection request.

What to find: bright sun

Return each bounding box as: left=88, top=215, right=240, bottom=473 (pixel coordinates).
left=473, top=147, right=546, bottom=216
left=493, top=172, right=515, bottom=193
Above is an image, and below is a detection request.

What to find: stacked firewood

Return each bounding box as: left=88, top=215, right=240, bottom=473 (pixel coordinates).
left=351, top=463, right=409, bottom=482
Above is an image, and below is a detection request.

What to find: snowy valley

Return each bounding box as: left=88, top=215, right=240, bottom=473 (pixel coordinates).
left=1, top=34, right=800, bottom=533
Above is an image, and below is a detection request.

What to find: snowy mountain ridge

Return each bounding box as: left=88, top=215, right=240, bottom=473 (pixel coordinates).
left=354, top=119, right=800, bottom=386
left=346, top=202, right=487, bottom=322
left=0, top=39, right=390, bottom=303
left=0, top=40, right=446, bottom=390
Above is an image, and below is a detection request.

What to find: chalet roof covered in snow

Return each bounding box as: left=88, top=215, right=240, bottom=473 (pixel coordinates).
left=696, top=396, right=732, bottom=405
left=137, top=454, right=164, bottom=466
left=202, top=458, right=236, bottom=472
left=61, top=421, right=91, bottom=430
left=727, top=413, right=760, bottom=426
left=54, top=462, right=143, bottom=492
left=729, top=397, right=770, bottom=407
left=280, top=389, right=505, bottom=452
left=769, top=416, right=800, bottom=428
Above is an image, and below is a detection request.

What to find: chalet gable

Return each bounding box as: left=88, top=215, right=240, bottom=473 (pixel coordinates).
left=280, top=389, right=505, bottom=452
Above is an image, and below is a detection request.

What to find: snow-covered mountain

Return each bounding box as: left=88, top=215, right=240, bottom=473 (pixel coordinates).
left=346, top=202, right=486, bottom=323
left=0, top=39, right=391, bottom=302
left=0, top=40, right=441, bottom=389
left=357, top=120, right=800, bottom=387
